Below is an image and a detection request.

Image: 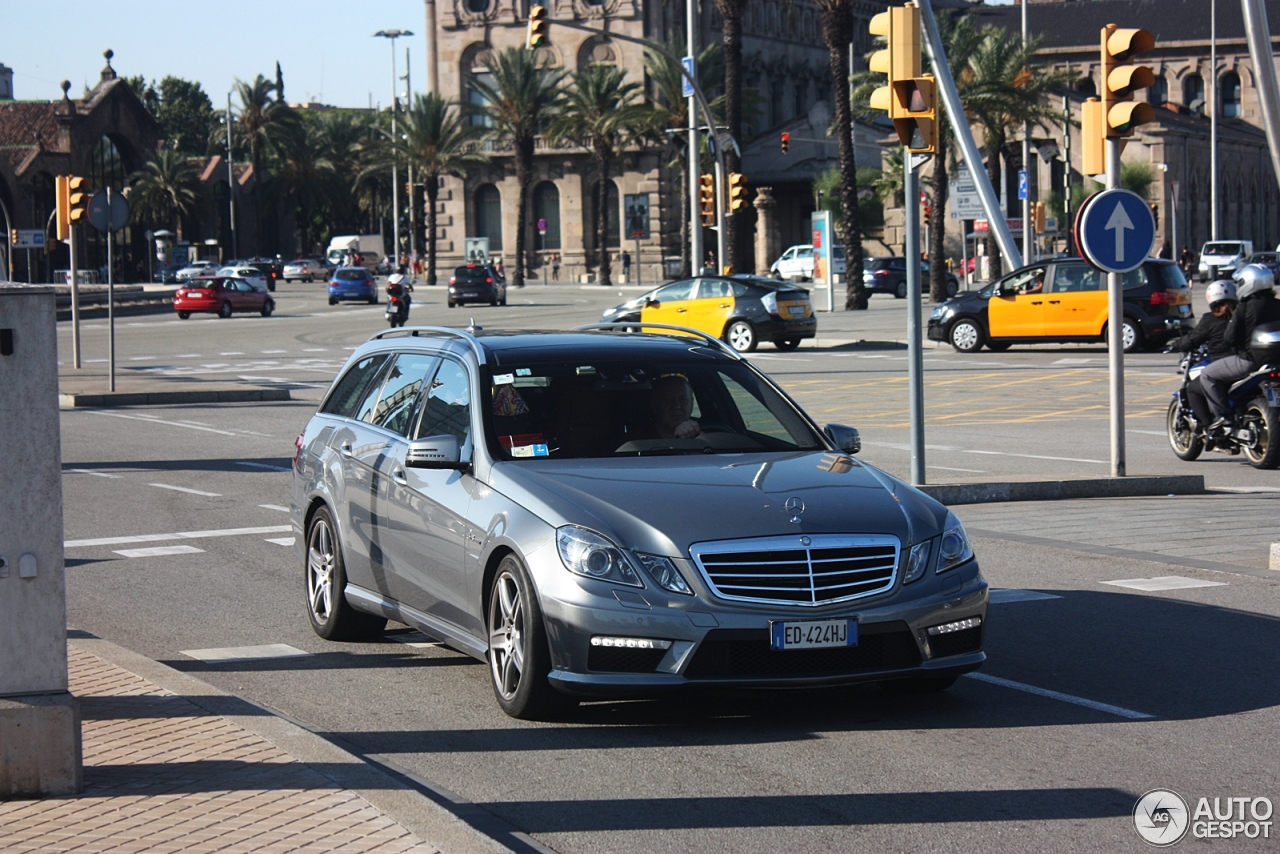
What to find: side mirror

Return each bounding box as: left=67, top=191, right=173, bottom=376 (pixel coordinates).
left=644, top=298, right=660, bottom=308
left=406, top=434, right=468, bottom=470
left=823, top=424, right=861, bottom=455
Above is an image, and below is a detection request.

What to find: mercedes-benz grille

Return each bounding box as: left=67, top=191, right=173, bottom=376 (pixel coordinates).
left=689, top=534, right=900, bottom=606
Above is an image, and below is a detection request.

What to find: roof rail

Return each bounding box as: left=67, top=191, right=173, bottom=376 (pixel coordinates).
left=572, top=323, right=742, bottom=359
left=369, top=326, right=488, bottom=365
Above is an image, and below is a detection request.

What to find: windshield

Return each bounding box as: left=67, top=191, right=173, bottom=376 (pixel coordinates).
left=335, top=269, right=367, bottom=280
left=483, top=358, right=825, bottom=459
left=1203, top=243, right=1243, bottom=255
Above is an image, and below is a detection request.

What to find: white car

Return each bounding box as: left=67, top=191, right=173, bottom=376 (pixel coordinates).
left=175, top=260, right=219, bottom=282
left=217, top=266, right=269, bottom=291
left=283, top=259, right=328, bottom=282
left=770, top=244, right=846, bottom=280
left=1198, top=240, right=1253, bottom=281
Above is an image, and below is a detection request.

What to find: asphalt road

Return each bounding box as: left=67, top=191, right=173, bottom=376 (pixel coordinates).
left=56, top=279, right=1280, bottom=851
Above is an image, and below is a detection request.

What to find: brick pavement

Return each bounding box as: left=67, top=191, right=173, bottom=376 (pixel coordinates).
left=0, top=646, right=442, bottom=854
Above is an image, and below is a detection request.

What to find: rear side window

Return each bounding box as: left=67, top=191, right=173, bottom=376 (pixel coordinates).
left=697, top=278, right=734, bottom=299
left=321, top=354, right=390, bottom=418
left=1154, top=264, right=1188, bottom=289
left=1122, top=268, right=1146, bottom=289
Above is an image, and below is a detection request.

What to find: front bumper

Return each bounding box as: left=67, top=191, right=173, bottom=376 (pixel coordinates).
left=927, top=318, right=949, bottom=341
left=536, top=553, right=987, bottom=696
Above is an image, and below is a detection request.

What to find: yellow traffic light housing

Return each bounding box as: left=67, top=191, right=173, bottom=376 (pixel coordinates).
left=55, top=175, right=70, bottom=240
left=527, top=5, right=549, bottom=49
left=727, top=172, right=748, bottom=212
left=867, top=5, right=933, bottom=152
left=893, top=75, right=937, bottom=153
left=1033, top=201, right=1047, bottom=233
left=9, top=228, right=17, bottom=246
left=867, top=10, right=896, bottom=115
left=1081, top=97, right=1106, bottom=176
left=1101, top=25, right=1155, bottom=137
left=699, top=173, right=715, bottom=226
left=67, top=176, right=90, bottom=227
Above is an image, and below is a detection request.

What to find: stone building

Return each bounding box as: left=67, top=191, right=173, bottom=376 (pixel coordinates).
left=919, top=0, right=1280, bottom=269
left=423, top=0, right=891, bottom=280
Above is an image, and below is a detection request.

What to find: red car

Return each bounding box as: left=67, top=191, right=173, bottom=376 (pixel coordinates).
left=174, top=276, right=275, bottom=319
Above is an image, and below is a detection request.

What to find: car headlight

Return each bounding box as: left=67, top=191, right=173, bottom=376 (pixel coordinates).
left=634, top=553, right=692, bottom=595
left=556, top=526, right=642, bottom=587
left=930, top=305, right=951, bottom=321
left=936, top=512, right=974, bottom=573
left=903, top=540, right=932, bottom=584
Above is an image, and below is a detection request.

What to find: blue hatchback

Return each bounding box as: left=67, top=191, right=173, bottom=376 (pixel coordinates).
left=328, top=267, right=376, bottom=305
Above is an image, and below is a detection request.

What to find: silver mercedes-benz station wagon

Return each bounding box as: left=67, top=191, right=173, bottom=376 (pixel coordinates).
left=291, top=325, right=987, bottom=718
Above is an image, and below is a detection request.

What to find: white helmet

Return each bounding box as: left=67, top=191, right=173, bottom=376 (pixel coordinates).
left=1204, top=279, right=1238, bottom=306
left=386, top=273, right=406, bottom=286
left=1232, top=264, right=1275, bottom=299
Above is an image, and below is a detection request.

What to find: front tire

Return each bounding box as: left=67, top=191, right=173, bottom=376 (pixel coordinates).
left=487, top=555, right=576, bottom=719
left=217, top=301, right=232, bottom=319
left=260, top=300, right=274, bottom=317
left=1241, top=397, right=1280, bottom=468
left=948, top=318, right=985, bottom=353
left=328, top=297, right=337, bottom=306
left=895, top=280, right=908, bottom=299
left=725, top=320, right=758, bottom=352
left=1167, top=397, right=1203, bottom=461
left=774, top=338, right=801, bottom=351
left=305, top=507, right=387, bottom=641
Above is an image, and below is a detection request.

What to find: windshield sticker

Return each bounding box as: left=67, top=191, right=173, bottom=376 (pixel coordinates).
left=494, top=373, right=515, bottom=385
left=499, top=433, right=544, bottom=451
left=516, top=368, right=532, bottom=376
left=510, top=443, right=550, bottom=458
left=492, top=384, right=529, bottom=416
left=513, top=376, right=549, bottom=387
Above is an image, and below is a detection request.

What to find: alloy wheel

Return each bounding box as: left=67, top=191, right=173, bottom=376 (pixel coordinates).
left=726, top=321, right=757, bottom=352
left=307, top=518, right=336, bottom=624
left=489, top=570, right=525, bottom=701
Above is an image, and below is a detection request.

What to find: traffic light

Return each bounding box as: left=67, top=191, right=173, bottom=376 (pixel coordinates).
left=1084, top=25, right=1156, bottom=175
left=780, top=132, right=790, bottom=154
left=1033, top=201, right=1047, bottom=233
left=526, top=4, right=549, bottom=49
left=67, top=177, right=90, bottom=229
left=727, top=172, right=748, bottom=212
left=1150, top=202, right=1159, bottom=228
left=866, top=4, right=937, bottom=154
left=699, top=173, right=715, bottom=225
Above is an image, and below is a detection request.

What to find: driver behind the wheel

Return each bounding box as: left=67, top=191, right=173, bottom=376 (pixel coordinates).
left=642, top=374, right=702, bottom=439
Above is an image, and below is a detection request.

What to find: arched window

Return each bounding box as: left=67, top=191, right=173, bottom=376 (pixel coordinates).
left=794, top=80, right=807, bottom=119
left=533, top=181, right=561, bottom=250
left=1147, top=74, right=1168, bottom=105
left=474, top=183, right=503, bottom=251
left=1221, top=71, right=1242, bottom=118
left=772, top=77, right=788, bottom=126
left=465, top=0, right=489, bottom=11
left=579, top=37, right=617, bottom=71
left=587, top=179, right=620, bottom=248
left=464, top=46, right=495, bottom=127
left=1075, top=77, right=1097, bottom=99
left=1183, top=73, right=1205, bottom=113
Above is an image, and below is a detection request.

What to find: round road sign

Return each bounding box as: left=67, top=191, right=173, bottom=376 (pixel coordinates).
left=1077, top=188, right=1155, bottom=274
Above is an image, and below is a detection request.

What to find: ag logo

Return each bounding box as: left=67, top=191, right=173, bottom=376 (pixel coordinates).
left=1134, top=789, right=1190, bottom=846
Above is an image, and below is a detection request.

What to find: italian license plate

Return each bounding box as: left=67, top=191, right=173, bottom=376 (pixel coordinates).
left=770, top=618, right=857, bottom=650
left=1265, top=387, right=1280, bottom=408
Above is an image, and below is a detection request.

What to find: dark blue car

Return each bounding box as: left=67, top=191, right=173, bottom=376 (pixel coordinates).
left=328, top=267, right=376, bottom=305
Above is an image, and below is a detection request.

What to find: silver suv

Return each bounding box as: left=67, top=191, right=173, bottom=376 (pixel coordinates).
left=290, top=326, right=987, bottom=718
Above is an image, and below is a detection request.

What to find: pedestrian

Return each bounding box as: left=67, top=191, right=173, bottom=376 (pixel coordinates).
left=551, top=253, right=560, bottom=282
left=621, top=249, right=631, bottom=281
left=1179, top=245, right=1195, bottom=275
left=704, top=250, right=716, bottom=276
left=495, top=257, right=505, bottom=279
left=1159, top=240, right=1172, bottom=260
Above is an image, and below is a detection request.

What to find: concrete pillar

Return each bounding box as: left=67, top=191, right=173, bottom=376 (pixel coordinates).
left=754, top=187, right=781, bottom=276
left=0, top=284, right=82, bottom=797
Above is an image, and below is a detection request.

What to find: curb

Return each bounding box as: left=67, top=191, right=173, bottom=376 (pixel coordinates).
left=71, top=636, right=523, bottom=854
left=60, top=388, right=292, bottom=408
left=917, top=475, right=1205, bottom=506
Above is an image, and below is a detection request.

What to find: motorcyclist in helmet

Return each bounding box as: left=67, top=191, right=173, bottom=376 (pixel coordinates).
left=385, top=272, right=412, bottom=321
left=1168, top=279, right=1238, bottom=429
left=1201, top=264, right=1280, bottom=432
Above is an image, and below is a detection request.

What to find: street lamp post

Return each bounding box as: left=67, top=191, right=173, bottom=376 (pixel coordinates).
left=226, top=91, right=238, bottom=260
left=375, top=29, right=413, bottom=273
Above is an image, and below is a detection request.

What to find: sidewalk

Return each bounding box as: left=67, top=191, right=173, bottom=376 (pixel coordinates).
left=0, top=640, right=509, bottom=854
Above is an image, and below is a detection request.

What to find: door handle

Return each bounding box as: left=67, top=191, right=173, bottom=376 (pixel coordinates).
left=1048, top=300, right=1061, bottom=304
left=1031, top=300, right=1043, bottom=305
left=719, top=303, right=731, bottom=308
left=392, top=466, right=407, bottom=485
left=675, top=308, right=687, bottom=313
left=339, top=442, right=352, bottom=457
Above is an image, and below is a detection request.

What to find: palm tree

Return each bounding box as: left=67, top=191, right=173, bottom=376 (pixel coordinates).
left=469, top=48, right=566, bottom=288
left=962, top=28, right=1076, bottom=278
left=714, top=0, right=748, bottom=272
left=644, top=38, right=724, bottom=278
left=128, top=147, right=202, bottom=240
left=233, top=74, right=299, bottom=253
left=275, top=117, right=335, bottom=256
left=549, top=65, right=655, bottom=288
left=393, top=93, right=488, bottom=287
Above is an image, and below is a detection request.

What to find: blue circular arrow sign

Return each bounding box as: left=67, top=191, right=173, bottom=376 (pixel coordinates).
left=1078, top=188, right=1155, bottom=274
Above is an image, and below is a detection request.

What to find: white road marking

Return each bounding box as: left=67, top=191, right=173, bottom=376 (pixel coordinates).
left=67, top=468, right=121, bottom=478
left=303, top=348, right=328, bottom=352
left=180, top=643, right=310, bottom=663
left=928, top=465, right=986, bottom=473
left=964, top=672, right=1154, bottom=720
left=86, top=411, right=237, bottom=437
left=862, top=440, right=1108, bottom=465
left=149, top=483, right=222, bottom=497
left=258, top=504, right=291, bottom=512
left=65, top=525, right=291, bottom=548
left=176, top=353, right=202, bottom=358
left=128, top=356, right=155, bottom=361
left=237, top=461, right=292, bottom=472
left=1102, top=576, right=1228, bottom=592
left=237, top=375, right=292, bottom=384
left=988, top=588, right=1064, bottom=604
left=1052, top=357, right=1098, bottom=365
left=1213, top=485, right=1280, bottom=493
left=264, top=537, right=295, bottom=546
left=220, top=351, right=245, bottom=355
left=262, top=349, right=287, bottom=354
left=1131, top=430, right=1167, bottom=436
left=113, top=545, right=206, bottom=558
left=85, top=358, right=108, bottom=363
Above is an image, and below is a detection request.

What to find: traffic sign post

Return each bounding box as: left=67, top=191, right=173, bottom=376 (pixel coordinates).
left=88, top=188, right=131, bottom=393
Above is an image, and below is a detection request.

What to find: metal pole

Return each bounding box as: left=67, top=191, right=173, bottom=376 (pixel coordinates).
left=69, top=222, right=80, bottom=368
left=919, top=0, right=1022, bottom=269
left=905, top=154, right=925, bottom=486
left=1241, top=0, right=1280, bottom=188
left=1062, top=96, right=1072, bottom=231
left=391, top=38, right=400, bottom=272
left=1022, top=1, right=1032, bottom=264
left=714, top=157, right=727, bottom=274
left=0, top=195, right=11, bottom=281
left=635, top=235, right=642, bottom=290
left=226, top=92, right=237, bottom=260
left=1211, top=0, right=1218, bottom=240
left=107, top=187, right=116, bottom=393
left=424, top=0, right=439, bottom=95
left=1171, top=180, right=1180, bottom=266
left=405, top=48, right=416, bottom=264
left=1106, top=138, right=1125, bottom=477
left=687, top=0, right=702, bottom=275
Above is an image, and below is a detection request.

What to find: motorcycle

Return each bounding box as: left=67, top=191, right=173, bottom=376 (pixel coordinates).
left=1167, top=330, right=1280, bottom=469
left=385, top=282, right=410, bottom=328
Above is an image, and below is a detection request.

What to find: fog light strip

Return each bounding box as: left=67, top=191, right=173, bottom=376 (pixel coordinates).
left=927, top=616, right=982, bottom=636
left=590, top=636, right=673, bottom=650
left=964, top=672, right=1154, bottom=721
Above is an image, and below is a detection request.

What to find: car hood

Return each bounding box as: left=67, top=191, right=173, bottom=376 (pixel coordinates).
left=486, top=451, right=947, bottom=555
